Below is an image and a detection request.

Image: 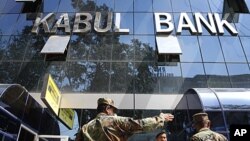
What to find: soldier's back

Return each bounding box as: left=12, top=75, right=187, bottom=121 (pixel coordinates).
left=190, top=128, right=227, bottom=141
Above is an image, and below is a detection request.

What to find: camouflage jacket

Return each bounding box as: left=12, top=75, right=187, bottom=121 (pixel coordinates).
left=78, top=112, right=166, bottom=141
left=190, top=128, right=228, bottom=141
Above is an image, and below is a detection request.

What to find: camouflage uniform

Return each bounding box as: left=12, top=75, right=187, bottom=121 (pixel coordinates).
left=190, top=128, right=228, bottom=141
left=80, top=112, right=166, bottom=141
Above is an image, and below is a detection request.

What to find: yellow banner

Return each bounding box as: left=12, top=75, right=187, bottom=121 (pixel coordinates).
left=59, top=108, right=75, bottom=129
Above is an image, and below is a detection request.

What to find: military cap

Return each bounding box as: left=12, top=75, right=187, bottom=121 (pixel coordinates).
left=155, top=130, right=167, bottom=138
left=97, top=98, right=117, bottom=109
left=192, top=112, right=209, bottom=123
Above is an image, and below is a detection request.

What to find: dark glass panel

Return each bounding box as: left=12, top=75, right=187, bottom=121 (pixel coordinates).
left=0, top=14, right=19, bottom=35
left=153, top=0, right=172, bottom=12
left=134, top=62, right=159, bottom=94
left=13, top=14, right=34, bottom=35
left=134, top=0, right=152, bottom=12
left=2, top=35, right=28, bottom=61
left=0, top=36, right=10, bottom=61
left=240, top=37, right=250, bottom=62
left=114, top=0, right=133, bottom=12
left=208, top=0, right=224, bottom=13
left=204, top=63, right=231, bottom=88
left=178, top=36, right=202, bottom=62
left=112, top=35, right=134, bottom=61
left=190, top=0, right=210, bottom=12
left=61, top=61, right=90, bottom=92
left=39, top=110, right=60, bottom=135
left=96, top=0, right=114, bottom=11
left=172, top=0, right=191, bottom=12
left=227, top=63, right=250, bottom=88
left=219, top=36, right=246, bottom=63
left=157, top=63, right=182, bottom=94
left=43, top=0, right=60, bottom=12
left=134, top=13, right=154, bottom=35
left=110, top=62, right=133, bottom=93
left=88, top=35, right=112, bottom=61
left=198, top=36, right=224, bottom=62
left=206, top=111, right=227, bottom=135
left=0, top=62, right=22, bottom=84
left=181, top=63, right=207, bottom=93
left=1, top=0, right=23, bottom=13
left=225, top=111, right=250, bottom=127
left=57, top=0, right=78, bottom=12
left=133, top=35, right=156, bottom=61
left=67, top=35, right=92, bottom=60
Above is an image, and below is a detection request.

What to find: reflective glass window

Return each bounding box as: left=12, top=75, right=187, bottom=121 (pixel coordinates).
left=219, top=36, right=246, bottom=63
left=61, top=61, right=89, bottom=92
left=208, top=0, right=224, bottom=13
left=178, top=36, right=202, bottom=62
left=39, top=111, right=59, bottom=135
left=1, top=0, right=23, bottom=13
left=134, top=0, right=152, bottom=12
left=0, top=14, right=19, bottom=35
left=225, top=111, right=250, bottom=127
left=0, top=36, right=10, bottom=61
left=43, top=0, right=60, bottom=12
left=207, top=111, right=227, bottom=134
left=24, top=35, right=47, bottom=61
left=227, top=63, right=250, bottom=88
left=76, top=0, right=96, bottom=12
left=153, top=0, right=172, bottom=12
left=112, top=35, right=134, bottom=61
left=115, top=13, right=133, bottom=34
left=134, top=62, right=159, bottom=94
left=96, top=0, right=114, bottom=11
left=235, top=14, right=250, bottom=36
left=115, top=0, right=133, bottom=12
left=157, top=63, right=182, bottom=94
left=88, top=35, right=112, bottom=61
left=2, top=35, right=28, bottom=61
left=67, top=35, right=92, bottom=60
left=58, top=0, right=78, bottom=12
left=198, top=36, right=224, bottom=62
left=133, top=35, right=156, bottom=61
left=0, top=62, right=22, bottom=84
left=181, top=63, right=207, bottom=92
left=0, top=0, right=7, bottom=13
left=204, top=63, right=231, bottom=87
left=240, top=37, right=250, bottom=62
left=110, top=62, right=133, bottom=93
left=190, top=0, right=210, bottom=12
left=172, top=0, right=191, bottom=12
left=13, top=14, right=34, bottom=35
left=134, top=13, right=154, bottom=34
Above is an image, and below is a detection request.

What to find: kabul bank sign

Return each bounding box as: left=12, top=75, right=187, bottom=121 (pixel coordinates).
left=31, top=12, right=238, bottom=36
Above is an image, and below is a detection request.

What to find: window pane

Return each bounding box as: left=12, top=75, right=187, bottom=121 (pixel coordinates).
left=153, top=0, right=172, bottom=12
left=240, top=37, right=250, bottom=62
left=0, top=36, right=10, bottom=61
left=58, top=0, right=78, bottom=12
left=204, top=63, right=231, bottom=87
left=44, top=0, right=60, bottom=12
left=235, top=14, right=250, bottom=36
left=181, top=63, right=207, bottom=92
left=219, top=36, right=246, bottom=63
left=112, top=35, right=134, bottom=61
left=134, top=0, right=152, bottom=12
left=1, top=0, right=23, bottom=13
left=96, top=0, right=114, bottom=11
left=172, top=0, right=191, bottom=12
left=0, top=14, right=19, bottom=35
left=76, top=0, right=96, bottom=12
left=0, top=62, right=22, bottom=84
left=208, top=0, right=224, bottom=13
left=198, top=36, right=224, bottom=62
left=190, top=0, right=210, bottom=12
left=115, top=0, right=133, bottom=12
left=227, top=63, right=250, bottom=88
left=116, top=12, right=133, bottom=34
left=134, top=13, right=154, bottom=34
left=0, top=0, right=7, bottom=13
left=13, top=14, right=34, bottom=35
left=134, top=35, right=156, bottom=61
left=178, top=36, right=202, bottom=62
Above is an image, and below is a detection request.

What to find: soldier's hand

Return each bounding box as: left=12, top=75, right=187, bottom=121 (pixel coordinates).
left=161, top=113, right=174, bottom=122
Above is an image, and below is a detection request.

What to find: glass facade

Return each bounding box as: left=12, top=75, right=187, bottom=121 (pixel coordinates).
left=0, top=0, right=250, bottom=141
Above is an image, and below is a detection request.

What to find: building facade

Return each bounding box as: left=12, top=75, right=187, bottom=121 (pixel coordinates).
left=1, top=0, right=250, bottom=140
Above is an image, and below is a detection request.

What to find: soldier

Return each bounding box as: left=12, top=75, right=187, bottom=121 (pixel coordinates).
left=190, top=112, right=228, bottom=141
left=76, top=98, right=174, bottom=141
left=155, top=130, right=167, bottom=141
